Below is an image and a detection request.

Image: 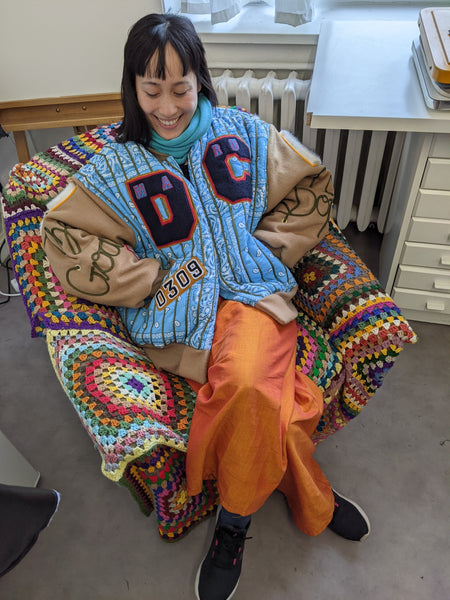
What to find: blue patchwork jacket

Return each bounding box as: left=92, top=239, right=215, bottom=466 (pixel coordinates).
left=43, top=106, right=332, bottom=381
left=74, top=108, right=296, bottom=348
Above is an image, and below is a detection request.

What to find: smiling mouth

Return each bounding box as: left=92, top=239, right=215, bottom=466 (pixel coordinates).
left=156, top=115, right=182, bottom=127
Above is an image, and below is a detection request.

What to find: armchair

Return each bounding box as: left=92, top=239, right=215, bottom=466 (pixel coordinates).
left=1, top=124, right=416, bottom=541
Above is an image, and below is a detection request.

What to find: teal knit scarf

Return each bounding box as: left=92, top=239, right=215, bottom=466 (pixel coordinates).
left=149, top=94, right=212, bottom=164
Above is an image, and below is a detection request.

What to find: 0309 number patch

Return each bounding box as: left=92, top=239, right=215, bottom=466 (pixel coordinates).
left=154, top=257, right=206, bottom=310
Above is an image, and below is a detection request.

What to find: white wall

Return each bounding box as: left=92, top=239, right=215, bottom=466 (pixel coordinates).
left=0, top=0, right=163, bottom=102
left=0, top=0, right=163, bottom=184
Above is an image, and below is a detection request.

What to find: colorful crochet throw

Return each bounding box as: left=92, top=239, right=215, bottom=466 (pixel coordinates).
left=1, top=124, right=416, bottom=540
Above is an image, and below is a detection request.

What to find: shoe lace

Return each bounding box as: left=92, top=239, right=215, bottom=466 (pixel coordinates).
left=211, top=525, right=252, bottom=568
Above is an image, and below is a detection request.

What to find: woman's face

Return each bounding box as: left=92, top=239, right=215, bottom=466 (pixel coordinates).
left=135, top=44, right=201, bottom=141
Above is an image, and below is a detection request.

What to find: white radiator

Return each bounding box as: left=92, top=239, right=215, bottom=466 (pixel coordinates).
left=212, top=70, right=405, bottom=233
left=212, top=69, right=310, bottom=133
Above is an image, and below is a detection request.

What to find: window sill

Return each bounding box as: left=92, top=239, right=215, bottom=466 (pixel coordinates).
left=192, top=2, right=441, bottom=45
left=191, top=2, right=446, bottom=72
left=193, top=4, right=319, bottom=45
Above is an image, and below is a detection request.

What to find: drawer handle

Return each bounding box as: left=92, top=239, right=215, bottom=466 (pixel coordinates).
left=441, top=255, right=450, bottom=267
left=426, top=300, right=445, bottom=312
left=433, top=279, right=450, bottom=291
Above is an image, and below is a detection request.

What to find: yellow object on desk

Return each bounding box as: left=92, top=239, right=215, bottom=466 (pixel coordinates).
left=418, top=7, right=450, bottom=85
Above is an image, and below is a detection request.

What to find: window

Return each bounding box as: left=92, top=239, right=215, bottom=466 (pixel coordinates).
left=164, top=0, right=449, bottom=37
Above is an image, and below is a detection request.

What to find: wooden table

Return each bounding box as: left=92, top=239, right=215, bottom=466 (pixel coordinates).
left=0, top=93, right=123, bottom=163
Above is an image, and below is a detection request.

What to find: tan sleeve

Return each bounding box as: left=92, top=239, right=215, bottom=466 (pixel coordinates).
left=41, top=180, right=166, bottom=308
left=254, top=126, right=334, bottom=268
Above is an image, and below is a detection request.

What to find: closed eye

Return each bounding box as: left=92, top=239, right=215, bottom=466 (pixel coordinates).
left=145, top=91, right=187, bottom=98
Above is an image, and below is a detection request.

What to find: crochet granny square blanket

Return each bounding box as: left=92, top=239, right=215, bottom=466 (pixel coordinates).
left=1, top=125, right=416, bottom=539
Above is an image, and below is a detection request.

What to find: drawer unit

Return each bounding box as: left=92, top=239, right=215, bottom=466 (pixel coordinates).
left=381, top=132, right=450, bottom=324
left=408, top=217, right=450, bottom=245
left=395, top=265, right=450, bottom=292
left=392, top=288, right=450, bottom=324
left=422, top=158, right=450, bottom=190
left=401, top=242, right=450, bottom=269
left=414, top=189, right=450, bottom=220
left=429, top=134, right=450, bottom=159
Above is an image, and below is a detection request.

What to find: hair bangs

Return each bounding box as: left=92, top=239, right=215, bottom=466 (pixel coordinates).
left=144, top=35, right=194, bottom=80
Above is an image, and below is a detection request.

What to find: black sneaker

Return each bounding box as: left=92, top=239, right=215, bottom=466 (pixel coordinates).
left=0, top=483, right=61, bottom=577
left=328, top=490, right=370, bottom=541
left=195, top=511, right=250, bottom=600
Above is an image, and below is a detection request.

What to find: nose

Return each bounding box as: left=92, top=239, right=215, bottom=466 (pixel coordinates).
left=157, top=94, right=178, bottom=118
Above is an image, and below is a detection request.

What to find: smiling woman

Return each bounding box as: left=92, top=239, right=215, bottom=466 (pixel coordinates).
left=116, top=12, right=217, bottom=146
left=135, top=46, right=201, bottom=140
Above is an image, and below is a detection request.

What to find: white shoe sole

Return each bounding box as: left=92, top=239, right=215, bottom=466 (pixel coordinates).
left=332, top=489, right=371, bottom=541
left=194, top=561, right=240, bottom=600
left=46, top=490, right=61, bottom=527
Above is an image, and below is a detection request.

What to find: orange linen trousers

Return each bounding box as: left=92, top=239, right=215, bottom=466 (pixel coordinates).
left=186, top=300, right=334, bottom=536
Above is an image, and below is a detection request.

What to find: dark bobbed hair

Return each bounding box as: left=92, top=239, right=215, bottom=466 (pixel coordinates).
left=116, top=13, right=218, bottom=145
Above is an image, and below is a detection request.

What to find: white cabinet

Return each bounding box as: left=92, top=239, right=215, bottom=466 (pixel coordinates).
left=380, top=132, right=450, bottom=324
left=305, top=19, right=450, bottom=324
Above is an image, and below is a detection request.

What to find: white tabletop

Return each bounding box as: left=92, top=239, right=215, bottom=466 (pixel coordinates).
left=307, top=20, right=450, bottom=133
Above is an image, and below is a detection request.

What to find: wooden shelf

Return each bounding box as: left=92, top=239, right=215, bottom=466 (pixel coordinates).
left=0, top=93, right=123, bottom=162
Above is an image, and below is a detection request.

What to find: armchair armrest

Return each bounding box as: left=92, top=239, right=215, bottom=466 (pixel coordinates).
left=292, top=221, right=417, bottom=439
left=291, top=220, right=416, bottom=353
left=3, top=207, right=128, bottom=340
left=1, top=125, right=124, bottom=339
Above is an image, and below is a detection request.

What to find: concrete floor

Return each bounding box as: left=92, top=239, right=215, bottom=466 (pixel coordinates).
left=0, top=246, right=449, bottom=600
